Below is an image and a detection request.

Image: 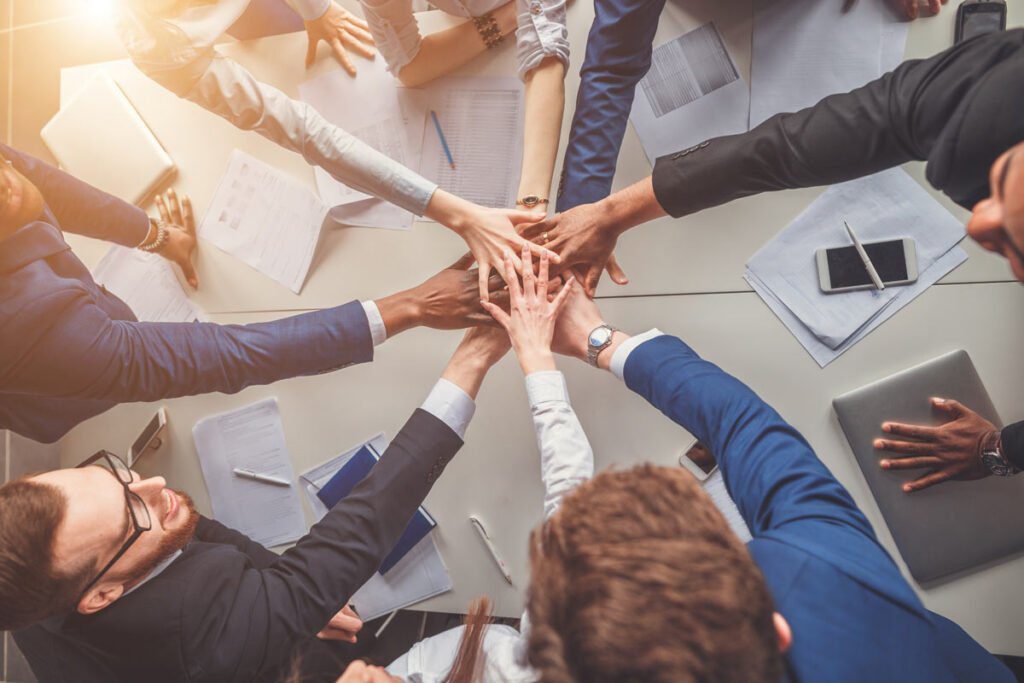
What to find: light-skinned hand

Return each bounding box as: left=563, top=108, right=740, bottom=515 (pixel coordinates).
left=549, top=276, right=605, bottom=361
left=316, top=603, right=362, bottom=643
left=304, top=1, right=376, bottom=75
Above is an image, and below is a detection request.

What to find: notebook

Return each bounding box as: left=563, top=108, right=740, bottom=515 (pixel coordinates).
left=316, top=445, right=437, bottom=574
left=833, top=350, right=1024, bottom=583
left=41, top=72, right=175, bottom=205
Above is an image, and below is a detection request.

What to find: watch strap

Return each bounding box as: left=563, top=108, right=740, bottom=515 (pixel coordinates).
left=586, top=324, right=618, bottom=367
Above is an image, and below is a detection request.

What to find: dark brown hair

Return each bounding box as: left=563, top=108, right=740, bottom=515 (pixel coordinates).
left=525, top=464, right=782, bottom=683
left=443, top=596, right=493, bottom=683
left=0, top=478, right=92, bottom=630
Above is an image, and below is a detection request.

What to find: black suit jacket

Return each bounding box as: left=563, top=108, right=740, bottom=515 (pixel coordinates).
left=15, top=408, right=462, bottom=683
left=651, top=28, right=1024, bottom=470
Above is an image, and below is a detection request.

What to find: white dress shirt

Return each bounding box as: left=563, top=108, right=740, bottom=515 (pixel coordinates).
left=116, top=0, right=437, bottom=215
left=359, top=0, right=569, bottom=80
left=387, top=369, right=593, bottom=682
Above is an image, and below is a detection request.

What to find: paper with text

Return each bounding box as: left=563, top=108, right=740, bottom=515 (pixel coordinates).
left=93, top=245, right=205, bottom=323
left=200, top=150, right=328, bottom=293
left=194, top=398, right=306, bottom=548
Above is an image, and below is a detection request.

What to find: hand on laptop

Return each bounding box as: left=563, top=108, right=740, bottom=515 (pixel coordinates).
left=873, top=397, right=994, bottom=492
left=304, top=1, right=376, bottom=75
left=153, top=188, right=199, bottom=289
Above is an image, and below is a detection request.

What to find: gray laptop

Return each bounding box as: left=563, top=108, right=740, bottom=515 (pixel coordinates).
left=833, top=350, right=1024, bottom=584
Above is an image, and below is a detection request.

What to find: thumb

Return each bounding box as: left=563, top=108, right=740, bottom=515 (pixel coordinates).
left=605, top=254, right=629, bottom=285
left=506, top=209, right=546, bottom=224
left=305, top=35, right=317, bottom=68
left=448, top=252, right=475, bottom=271
left=178, top=255, right=199, bottom=289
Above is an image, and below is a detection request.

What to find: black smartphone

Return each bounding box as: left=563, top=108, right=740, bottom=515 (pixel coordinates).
left=956, top=1, right=1007, bottom=44
left=816, top=238, right=919, bottom=293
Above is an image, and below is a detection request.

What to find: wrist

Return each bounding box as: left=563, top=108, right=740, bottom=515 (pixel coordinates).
left=494, top=1, right=518, bottom=34
left=596, top=331, right=629, bottom=371
left=424, top=190, right=474, bottom=235
left=374, top=289, right=423, bottom=338
left=441, top=354, right=490, bottom=400
left=517, top=349, right=556, bottom=374
left=597, top=176, right=664, bottom=237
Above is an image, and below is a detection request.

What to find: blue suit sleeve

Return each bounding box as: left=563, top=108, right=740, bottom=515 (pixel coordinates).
left=2, top=293, right=373, bottom=402
left=623, top=335, right=875, bottom=540
left=1, top=143, right=150, bottom=248
left=555, top=0, right=665, bottom=211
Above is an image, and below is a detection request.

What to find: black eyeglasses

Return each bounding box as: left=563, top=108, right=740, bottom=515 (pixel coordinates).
left=75, top=451, right=153, bottom=598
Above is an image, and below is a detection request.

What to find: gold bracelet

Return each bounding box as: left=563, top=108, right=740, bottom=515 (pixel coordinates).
left=139, top=218, right=169, bottom=253
left=472, top=13, right=504, bottom=49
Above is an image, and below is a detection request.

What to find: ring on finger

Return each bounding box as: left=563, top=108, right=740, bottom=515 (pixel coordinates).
left=541, top=232, right=549, bottom=244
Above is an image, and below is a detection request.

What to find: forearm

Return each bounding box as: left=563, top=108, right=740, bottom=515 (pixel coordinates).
left=593, top=176, right=667, bottom=239
left=440, top=349, right=493, bottom=400
left=196, top=517, right=280, bottom=569
left=517, top=58, right=566, bottom=201
left=396, top=2, right=516, bottom=87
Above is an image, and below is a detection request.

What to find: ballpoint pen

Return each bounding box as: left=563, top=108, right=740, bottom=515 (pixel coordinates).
left=232, top=467, right=291, bottom=487
left=469, top=515, right=514, bottom=586
left=430, top=110, right=457, bottom=170
left=844, top=220, right=885, bottom=291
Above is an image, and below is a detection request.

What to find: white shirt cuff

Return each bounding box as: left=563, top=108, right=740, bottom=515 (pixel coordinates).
left=421, top=378, right=476, bottom=440
left=361, top=300, right=387, bottom=347
left=525, top=371, right=569, bottom=407
left=289, top=0, right=331, bottom=20
left=609, top=329, right=665, bottom=381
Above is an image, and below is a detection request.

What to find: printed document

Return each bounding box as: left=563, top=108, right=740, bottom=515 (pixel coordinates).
left=630, top=22, right=750, bottom=165
left=93, top=245, right=205, bottom=323
left=194, top=398, right=306, bottom=548
left=300, top=435, right=453, bottom=621
left=200, top=150, right=328, bottom=293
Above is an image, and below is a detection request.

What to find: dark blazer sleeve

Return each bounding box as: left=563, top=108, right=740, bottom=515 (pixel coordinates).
left=650, top=29, right=1024, bottom=216
left=0, top=143, right=150, bottom=248
left=189, top=408, right=462, bottom=682
left=194, top=516, right=280, bottom=570
left=1000, top=421, right=1024, bottom=471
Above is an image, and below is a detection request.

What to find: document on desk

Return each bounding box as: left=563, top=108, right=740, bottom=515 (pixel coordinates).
left=93, top=245, right=206, bottom=323
left=199, top=150, right=328, bottom=293
left=300, top=434, right=453, bottom=621
left=629, top=22, right=750, bottom=166
left=749, top=0, right=908, bottom=128
left=298, top=61, right=426, bottom=230
left=744, top=168, right=967, bottom=367
left=194, top=398, right=306, bottom=548
left=420, top=76, right=524, bottom=210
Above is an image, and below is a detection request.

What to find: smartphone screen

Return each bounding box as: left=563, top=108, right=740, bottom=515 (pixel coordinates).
left=961, top=5, right=1005, bottom=42
left=826, top=240, right=908, bottom=289
left=130, top=412, right=164, bottom=464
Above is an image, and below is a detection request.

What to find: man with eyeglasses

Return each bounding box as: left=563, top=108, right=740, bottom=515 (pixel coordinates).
left=1, top=326, right=509, bottom=683
left=0, top=142, right=508, bottom=445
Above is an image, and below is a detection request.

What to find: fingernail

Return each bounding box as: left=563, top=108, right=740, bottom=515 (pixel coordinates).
left=874, top=439, right=884, bottom=448
left=880, top=460, right=890, bottom=468
left=882, top=423, right=891, bottom=432
left=933, top=397, right=945, bottom=404
left=903, top=484, right=912, bottom=492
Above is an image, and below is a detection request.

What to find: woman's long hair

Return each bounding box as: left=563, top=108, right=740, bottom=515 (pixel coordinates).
left=443, top=596, right=494, bottom=683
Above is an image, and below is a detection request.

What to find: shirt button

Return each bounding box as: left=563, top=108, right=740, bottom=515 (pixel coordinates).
left=531, top=3, right=542, bottom=14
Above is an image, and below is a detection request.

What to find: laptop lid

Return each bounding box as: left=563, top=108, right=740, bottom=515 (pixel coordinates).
left=833, top=349, right=1024, bottom=583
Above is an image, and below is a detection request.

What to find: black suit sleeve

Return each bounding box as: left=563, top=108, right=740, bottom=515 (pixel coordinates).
left=191, top=408, right=462, bottom=681
left=194, top=516, right=280, bottom=570
left=1000, top=421, right=1024, bottom=471
left=651, top=29, right=1024, bottom=217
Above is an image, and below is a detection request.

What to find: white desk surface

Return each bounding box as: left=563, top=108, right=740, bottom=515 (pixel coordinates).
left=52, top=0, right=1024, bottom=658
left=59, top=0, right=1014, bottom=316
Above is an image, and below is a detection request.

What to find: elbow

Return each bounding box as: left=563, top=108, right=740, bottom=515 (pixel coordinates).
left=396, top=68, right=428, bottom=88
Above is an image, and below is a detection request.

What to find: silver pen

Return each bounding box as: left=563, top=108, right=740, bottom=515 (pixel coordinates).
left=844, top=220, right=885, bottom=291
left=232, top=467, right=291, bottom=487
left=470, top=515, right=514, bottom=586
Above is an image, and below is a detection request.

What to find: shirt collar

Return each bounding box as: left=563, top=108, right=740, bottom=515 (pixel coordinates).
left=0, top=221, right=70, bottom=274
left=122, top=549, right=184, bottom=597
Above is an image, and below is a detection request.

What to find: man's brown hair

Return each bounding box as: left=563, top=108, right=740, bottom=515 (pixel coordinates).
left=0, top=478, right=92, bottom=630
left=526, top=464, right=782, bottom=683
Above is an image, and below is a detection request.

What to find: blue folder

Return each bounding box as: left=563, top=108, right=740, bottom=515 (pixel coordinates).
left=316, top=445, right=436, bottom=574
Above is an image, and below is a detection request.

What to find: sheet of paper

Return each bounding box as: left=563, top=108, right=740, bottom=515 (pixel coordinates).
left=749, top=0, right=908, bottom=128
left=199, top=150, right=328, bottom=293
left=93, top=245, right=206, bottom=323
left=420, top=76, right=524, bottom=210
left=300, top=434, right=453, bottom=621
left=194, top=398, right=306, bottom=548
left=298, top=62, right=426, bottom=230
left=746, top=168, right=966, bottom=349
left=629, top=22, right=750, bottom=165
left=745, top=246, right=967, bottom=367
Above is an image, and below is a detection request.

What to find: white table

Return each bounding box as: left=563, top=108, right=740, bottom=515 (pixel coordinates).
left=53, top=0, right=1024, bottom=657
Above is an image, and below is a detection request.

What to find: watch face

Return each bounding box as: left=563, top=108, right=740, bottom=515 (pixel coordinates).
left=589, top=327, right=612, bottom=347
left=522, top=195, right=540, bottom=207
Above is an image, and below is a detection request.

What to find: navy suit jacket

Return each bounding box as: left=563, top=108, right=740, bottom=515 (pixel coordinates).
left=15, top=408, right=462, bottom=683
left=0, top=144, right=373, bottom=443
left=624, top=335, right=1013, bottom=682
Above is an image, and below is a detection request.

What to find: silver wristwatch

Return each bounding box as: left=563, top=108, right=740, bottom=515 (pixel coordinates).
left=586, top=324, right=618, bottom=367
left=980, top=431, right=1020, bottom=477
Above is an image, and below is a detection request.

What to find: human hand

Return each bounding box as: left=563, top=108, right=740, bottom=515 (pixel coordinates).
left=550, top=277, right=605, bottom=361
left=316, top=603, right=363, bottom=643
left=411, top=253, right=510, bottom=329
left=518, top=203, right=628, bottom=298
left=153, top=188, right=199, bottom=289
left=481, top=246, right=573, bottom=374
left=874, top=398, right=995, bottom=493
left=304, top=1, right=376, bottom=75
left=335, top=660, right=401, bottom=683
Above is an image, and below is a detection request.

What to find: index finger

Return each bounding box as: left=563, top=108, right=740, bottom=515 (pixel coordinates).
left=882, top=422, right=938, bottom=441
left=904, top=469, right=952, bottom=493
left=181, top=196, right=196, bottom=235
left=503, top=249, right=524, bottom=306
left=166, top=189, right=184, bottom=225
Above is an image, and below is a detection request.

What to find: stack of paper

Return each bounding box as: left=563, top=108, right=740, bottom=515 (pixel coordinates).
left=193, top=398, right=306, bottom=548
left=300, top=435, right=453, bottom=621
left=744, top=169, right=967, bottom=367
left=199, top=150, right=328, bottom=293
left=629, top=22, right=750, bottom=165
left=93, top=245, right=205, bottom=323
left=750, top=0, right=908, bottom=128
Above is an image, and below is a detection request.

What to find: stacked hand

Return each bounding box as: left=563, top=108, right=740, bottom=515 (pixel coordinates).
left=316, top=603, right=362, bottom=643
left=153, top=189, right=199, bottom=289
left=304, top=1, right=376, bottom=75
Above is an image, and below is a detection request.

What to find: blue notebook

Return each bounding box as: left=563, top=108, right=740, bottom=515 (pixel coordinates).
left=316, top=445, right=436, bottom=574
